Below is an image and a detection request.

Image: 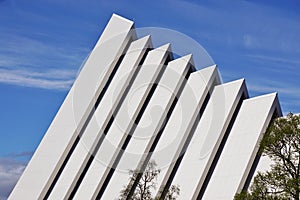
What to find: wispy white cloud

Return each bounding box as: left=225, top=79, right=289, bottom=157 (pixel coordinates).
left=7, top=151, right=33, bottom=158
left=243, top=34, right=260, bottom=49
left=248, top=81, right=300, bottom=113
left=0, top=18, right=95, bottom=90
left=246, top=54, right=300, bottom=66
left=0, top=68, right=76, bottom=90
left=248, top=84, right=300, bottom=97
left=167, top=0, right=299, bottom=55
left=242, top=33, right=298, bottom=53
left=0, top=33, right=88, bottom=68
left=0, top=158, right=27, bottom=200
left=0, top=29, right=88, bottom=90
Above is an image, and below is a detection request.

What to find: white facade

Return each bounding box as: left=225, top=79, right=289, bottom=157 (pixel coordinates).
left=9, top=14, right=282, bottom=200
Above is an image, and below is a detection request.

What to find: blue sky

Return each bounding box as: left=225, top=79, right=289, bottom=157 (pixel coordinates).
left=1, top=0, right=300, bottom=198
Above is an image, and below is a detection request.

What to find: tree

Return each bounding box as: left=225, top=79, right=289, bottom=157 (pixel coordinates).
left=163, top=185, right=180, bottom=200
left=235, top=113, right=300, bottom=200
left=119, top=160, right=180, bottom=200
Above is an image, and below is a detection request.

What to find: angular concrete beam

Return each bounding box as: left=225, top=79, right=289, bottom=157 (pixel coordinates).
left=47, top=36, right=152, bottom=200
left=73, top=44, right=172, bottom=199
left=147, top=66, right=221, bottom=198
left=101, top=54, right=193, bottom=199
left=9, top=14, right=135, bottom=200
left=166, top=79, right=248, bottom=200
left=202, top=93, right=281, bottom=200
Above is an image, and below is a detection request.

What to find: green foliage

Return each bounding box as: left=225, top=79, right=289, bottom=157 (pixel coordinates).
left=235, top=113, right=300, bottom=200
left=119, top=160, right=180, bottom=200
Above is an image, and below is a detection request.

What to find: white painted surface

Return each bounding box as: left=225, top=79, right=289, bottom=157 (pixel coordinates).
left=168, top=79, right=247, bottom=200
left=101, top=55, right=192, bottom=199
left=47, top=36, right=151, bottom=200
left=73, top=44, right=171, bottom=199
left=9, top=14, right=284, bottom=200
left=202, top=93, right=281, bottom=200
left=9, top=14, right=134, bottom=200
left=147, top=66, right=221, bottom=197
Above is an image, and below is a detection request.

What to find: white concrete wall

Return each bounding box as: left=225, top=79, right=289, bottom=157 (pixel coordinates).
left=73, top=44, right=172, bottom=199
left=47, top=36, right=152, bottom=200
left=160, top=79, right=247, bottom=199
left=202, top=93, right=281, bottom=200
left=149, top=66, right=221, bottom=197
left=9, top=14, right=135, bottom=200
left=101, top=55, right=192, bottom=199
left=9, top=14, right=283, bottom=200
